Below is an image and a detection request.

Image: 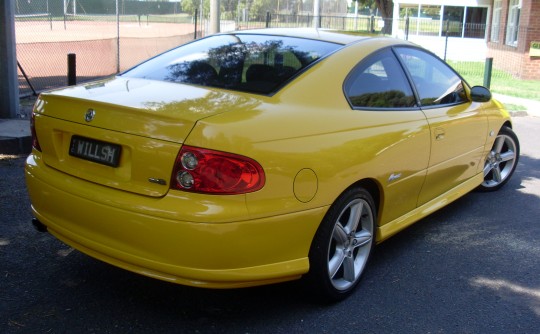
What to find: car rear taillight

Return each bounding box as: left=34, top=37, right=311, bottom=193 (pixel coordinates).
left=171, top=146, right=265, bottom=194
left=31, top=113, right=41, bottom=152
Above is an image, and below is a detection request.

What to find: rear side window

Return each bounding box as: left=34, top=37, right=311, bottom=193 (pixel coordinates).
left=121, top=34, right=341, bottom=94
left=396, top=47, right=468, bottom=107
left=344, top=49, right=416, bottom=109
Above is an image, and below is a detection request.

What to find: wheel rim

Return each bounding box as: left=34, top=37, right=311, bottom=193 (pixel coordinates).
left=327, top=198, right=374, bottom=291
left=482, top=133, right=518, bottom=188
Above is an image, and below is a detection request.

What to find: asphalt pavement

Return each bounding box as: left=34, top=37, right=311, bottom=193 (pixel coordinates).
left=1, top=114, right=539, bottom=333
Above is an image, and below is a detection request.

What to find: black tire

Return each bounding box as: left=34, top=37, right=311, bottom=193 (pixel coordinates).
left=305, top=187, right=376, bottom=302
left=477, top=126, right=520, bottom=192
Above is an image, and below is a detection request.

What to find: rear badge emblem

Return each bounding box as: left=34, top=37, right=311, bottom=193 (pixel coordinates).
left=85, top=109, right=96, bottom=122
left=148, top=178, right=167, bottom=186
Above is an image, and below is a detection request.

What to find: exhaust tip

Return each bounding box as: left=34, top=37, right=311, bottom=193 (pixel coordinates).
left=32, top=218, right=48, bottom=233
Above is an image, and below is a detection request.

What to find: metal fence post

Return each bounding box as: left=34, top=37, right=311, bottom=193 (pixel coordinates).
left=405, top=16, right=409, bottom=41
left=484, top=57, right=493, bottom=89
left=67, top=53, right=76, bottom=86
left=116, top=0, right=120, bottom=73
left=444, top=19, right=450, bottom=61
left=17, top=61, right=37, bottom=96
left=194, top=8, right=198, bottom=39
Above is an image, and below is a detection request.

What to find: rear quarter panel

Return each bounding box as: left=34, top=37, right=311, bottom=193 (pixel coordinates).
left=185, top=38, right=431, bottom=226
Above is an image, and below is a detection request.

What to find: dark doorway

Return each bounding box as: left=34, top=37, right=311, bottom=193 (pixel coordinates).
left=465, top=7, right=488, bottom=38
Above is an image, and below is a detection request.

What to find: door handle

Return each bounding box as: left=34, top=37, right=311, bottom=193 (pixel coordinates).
left=435, top=128, right=445, bottom=141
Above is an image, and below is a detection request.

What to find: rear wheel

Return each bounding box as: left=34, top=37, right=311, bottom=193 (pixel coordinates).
left=478, top=126, right=519, bottom=192
left=306, top=187, right=376, bottom=302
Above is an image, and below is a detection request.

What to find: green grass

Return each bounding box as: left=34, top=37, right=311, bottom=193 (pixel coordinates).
left=448, top=60, right=540, bottom=101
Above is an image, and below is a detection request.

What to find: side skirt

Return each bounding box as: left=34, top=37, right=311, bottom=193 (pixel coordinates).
left=376, top=172, right=483, bottom=243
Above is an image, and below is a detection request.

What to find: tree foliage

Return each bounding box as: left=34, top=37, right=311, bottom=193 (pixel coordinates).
left=352, top=0, right=392, bottom=19
left=181, top=0, right=209, bottom=16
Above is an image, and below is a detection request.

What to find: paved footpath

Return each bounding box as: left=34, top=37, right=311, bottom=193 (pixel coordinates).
left=495, top=93, right=540, bottom=117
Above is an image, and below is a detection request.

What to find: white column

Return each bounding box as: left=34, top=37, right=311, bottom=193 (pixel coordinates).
left=392, top=0, right=400, bottom=37
left=209, top=0, right=220, bottom=34
left=313, top=0, right=320, bottom=28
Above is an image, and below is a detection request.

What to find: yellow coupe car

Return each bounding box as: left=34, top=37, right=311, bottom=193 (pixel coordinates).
left=26, top=28, right=519, bottom=301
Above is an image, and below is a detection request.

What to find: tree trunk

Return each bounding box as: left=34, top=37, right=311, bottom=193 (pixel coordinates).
left=375, top=0, right=393, bottom=34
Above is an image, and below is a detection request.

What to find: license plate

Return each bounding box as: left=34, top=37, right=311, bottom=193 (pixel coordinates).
left=69, top=135, right=121, bottom=167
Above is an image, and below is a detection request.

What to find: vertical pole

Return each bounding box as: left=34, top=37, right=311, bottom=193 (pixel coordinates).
left=461, top=6, right=467, bottom=38
left=47, top=0, right=52, bottom=30
left=444, top=19, right=449, bottom=61
left=63, top=0, right=67, bottom=29
left=200, top=0, right=204, bottom=37
left=194, top=8, right=198, bottom=39
left=354, top=0, right=358, bottom=31
left=116, top=0, right=120, bottom=73
left=313, top=0, right=320, bottom=28
left=0, top=0, right=19, bottom=118
left=209, top=0, right=220, bottom=34
left=266, top=11, right=270, bottom=28
left=483, top=58, right=493, bottom=89
left=67, top=53, right=76, bottom=86
left=17, top=61, right=37, bottom=96
left=405, top=16, right=409, bottom=40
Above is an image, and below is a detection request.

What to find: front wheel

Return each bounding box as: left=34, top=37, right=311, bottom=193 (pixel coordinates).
left=306, top=187, right=376, bottom=302
left=478, top=126, right=520, bottom=192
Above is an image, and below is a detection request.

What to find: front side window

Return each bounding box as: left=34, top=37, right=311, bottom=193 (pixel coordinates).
left=344, top=49, right=416, bottom=109
left=396, top=47, right=468, bottom=107
left=505, top=0, right=521, bottom=46
left=121, top=34, right=341, bottom=94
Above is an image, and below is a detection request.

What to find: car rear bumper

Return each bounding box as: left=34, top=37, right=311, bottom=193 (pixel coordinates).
left=25, top=153, right=325, bottom=288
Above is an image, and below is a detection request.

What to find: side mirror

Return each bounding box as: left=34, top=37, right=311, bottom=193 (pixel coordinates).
left=470, top=86, right=492, bottom=102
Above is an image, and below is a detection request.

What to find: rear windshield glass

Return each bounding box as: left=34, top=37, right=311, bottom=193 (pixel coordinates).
left=121, top=34, right=341, bottom=94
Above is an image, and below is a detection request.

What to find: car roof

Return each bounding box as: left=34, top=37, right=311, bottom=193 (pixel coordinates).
left=217, top=28, right=370, bottom=45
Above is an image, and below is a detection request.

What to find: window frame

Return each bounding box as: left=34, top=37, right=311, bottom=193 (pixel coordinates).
left=505, top=0, right=521, bottom=47
left=491, top=0, right=502, bottom=42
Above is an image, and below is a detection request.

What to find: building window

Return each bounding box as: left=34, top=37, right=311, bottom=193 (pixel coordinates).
left=442, top=6, right=465, bottom=37
left=491, top=0, right=502, bottom=42
left=505, top=0, right=521, bottom=46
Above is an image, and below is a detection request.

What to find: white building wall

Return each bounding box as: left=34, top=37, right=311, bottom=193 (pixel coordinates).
left=391, top=0, right=491, bottom=61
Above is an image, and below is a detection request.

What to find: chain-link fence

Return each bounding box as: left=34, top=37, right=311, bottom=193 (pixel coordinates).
left=16, top=0, right=199, bottom=97
left=15, top=1, right=533, bottom=97
left=256, top=13, right=523, bottom=83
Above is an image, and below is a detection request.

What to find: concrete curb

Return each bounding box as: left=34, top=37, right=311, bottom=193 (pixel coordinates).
left=0, top=119, right=31, bottom=155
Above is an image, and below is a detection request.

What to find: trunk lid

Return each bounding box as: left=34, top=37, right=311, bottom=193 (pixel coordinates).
left=33, top=77, right=254, bottom=197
